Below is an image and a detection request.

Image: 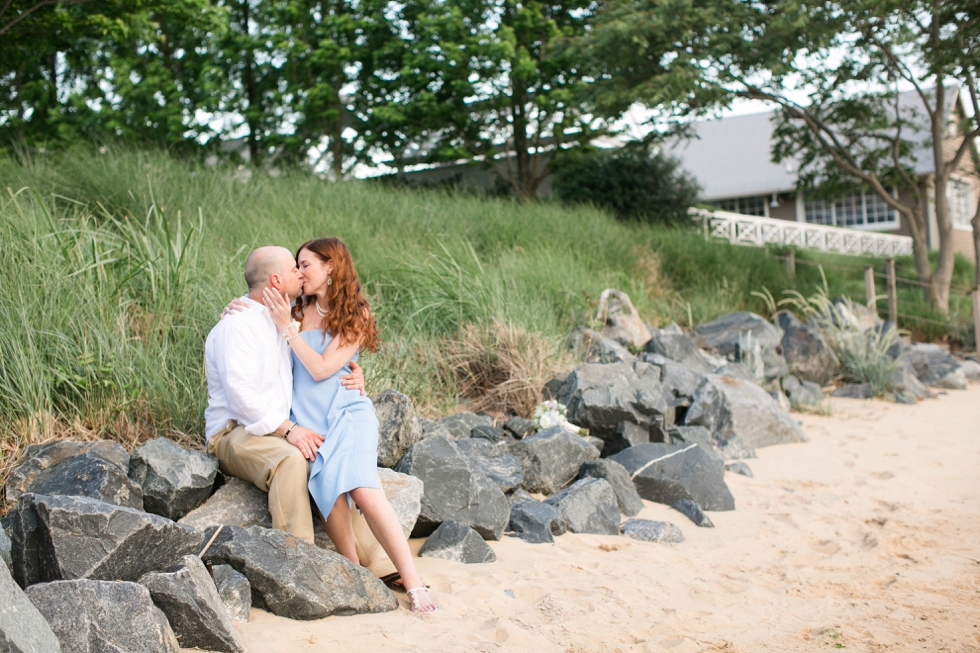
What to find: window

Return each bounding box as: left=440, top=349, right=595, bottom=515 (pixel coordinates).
left=947, top=177, right=975, bottom=229
left=712, top=195, right=767, bottom=217
left=803, top=189, right=898, bottom=228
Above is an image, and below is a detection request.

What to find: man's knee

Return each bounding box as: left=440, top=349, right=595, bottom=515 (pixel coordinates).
left=275, top=447, right=309, bottom=479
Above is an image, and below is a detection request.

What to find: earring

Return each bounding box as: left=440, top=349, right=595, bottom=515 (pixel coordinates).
left=327, top=274, right=332, bottom=286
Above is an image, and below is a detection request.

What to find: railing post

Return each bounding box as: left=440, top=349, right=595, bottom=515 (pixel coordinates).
left=786, top=250, right=796, bottom=278
left=886, top=258, right=897, bottom=325
left=973, top=288, right=980, bottom=352
left=864, top=265, right=877, bottom=315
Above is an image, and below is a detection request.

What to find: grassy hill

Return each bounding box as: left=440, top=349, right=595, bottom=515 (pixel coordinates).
left=0, top=149, right=974, bottom=469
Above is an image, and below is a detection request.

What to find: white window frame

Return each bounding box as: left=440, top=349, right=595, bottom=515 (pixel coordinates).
left=712, top=195, right=770, bottom=218
left=802, top=188, right=901, bottom=231
left=947, top=176, right=976, bottom=231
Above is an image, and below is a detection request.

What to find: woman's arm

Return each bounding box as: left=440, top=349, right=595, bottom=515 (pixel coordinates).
left=262, top=288, right=362, bottom=382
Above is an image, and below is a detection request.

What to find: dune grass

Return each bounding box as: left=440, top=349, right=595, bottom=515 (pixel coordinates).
left=0, top=148, right=974, bottom=476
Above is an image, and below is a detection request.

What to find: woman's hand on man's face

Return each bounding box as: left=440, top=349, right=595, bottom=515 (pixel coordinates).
left=262, top=287, right=292, bottom=331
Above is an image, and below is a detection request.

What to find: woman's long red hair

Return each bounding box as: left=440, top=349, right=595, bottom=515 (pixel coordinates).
left=292, top=238, right=379, bottom=352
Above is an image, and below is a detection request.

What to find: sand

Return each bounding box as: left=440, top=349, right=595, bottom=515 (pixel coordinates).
left=220, top=386, right=980, bottom=653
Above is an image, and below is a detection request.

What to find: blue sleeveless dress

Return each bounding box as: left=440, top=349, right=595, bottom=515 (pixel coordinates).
left=289, top=329, right=380, bottom=517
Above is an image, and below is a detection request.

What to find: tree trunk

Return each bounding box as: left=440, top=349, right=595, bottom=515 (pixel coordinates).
left=331, top=110, right=343, bottom=178
left=510, top=79, right=534, bottom=201
left=241, top=0, right=260, bottom=163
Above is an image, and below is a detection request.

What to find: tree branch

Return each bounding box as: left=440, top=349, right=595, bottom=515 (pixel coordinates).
left=0, top=0, right=96, bottom=37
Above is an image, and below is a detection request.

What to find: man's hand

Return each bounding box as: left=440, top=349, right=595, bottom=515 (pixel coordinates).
left=286, top=426, right=325, bottom=461
left=341, top=361, right=366, bottom=396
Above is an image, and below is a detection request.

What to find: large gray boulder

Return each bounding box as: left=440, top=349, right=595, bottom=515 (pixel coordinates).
left=129, top=438, right=219, bottom=520
left=508, top=500, right=566, bottom=544
left=544, top=478, right=620, bottom=536
left=205, top=525, right=397, bottom=619
left=139, top=555, right=244, bottom=653
left=566, top=327, right=635, bottom=363
left=179, top=477, right=272, bottom=531
left=418, top=521, right=497, bottom=563
left=577, top=459, right=644, bottom=517
left=5, top=493, right=204, bottom=588
left=0, top=528, right=10, bottom=572
left=5, top=440, right=129, bottom=502
left=694, top=312, right=782, bottom=358
left=438, top=413, right=493, bottom=439
left=394, top=436, right=510, bottom=540
left=26, top=580, right=179, bottom=653
left=685, top=374, right=807, bottom=449
left=455, top=438, right=524, bottom=492
left=608, top=443, right=734, bottom=511
left=373, top=389, right=423, bottom=468
left=666, top=425, right=724, bottom=460
left=596, top=289, right=652, bottom=349
left=377, top=468, right=424, bottom=539
left=774, top=311, right=839, bottom=385
left=212, top=564, right=251, bottom=623
left=890, top=364, right=931, bottom=401
left=645, top=325, right=715, bottom=374
left=0, top=562, right=62, bottom=653
left=781, top=374, right=825, bottom=409
left=905, top=344, right=967, bottom=389
left=557, top=361, right=668, bottom=454
left=20, top=451, right=143, bottom=510
left=510, top=427, right=599, bottom=495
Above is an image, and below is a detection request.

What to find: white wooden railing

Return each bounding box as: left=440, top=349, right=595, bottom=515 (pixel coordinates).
left=690, top=208, right=914, bottom=258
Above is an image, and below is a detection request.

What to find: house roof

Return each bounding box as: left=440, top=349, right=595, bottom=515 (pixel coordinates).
left=668, top=87, right=961, bottom=201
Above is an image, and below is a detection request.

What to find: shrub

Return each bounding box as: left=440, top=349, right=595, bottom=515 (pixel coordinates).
left=549, top=145, right=701, bottom=224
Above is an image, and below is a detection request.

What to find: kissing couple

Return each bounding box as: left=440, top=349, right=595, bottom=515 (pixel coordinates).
left=204, top=237, right=437, bottom=613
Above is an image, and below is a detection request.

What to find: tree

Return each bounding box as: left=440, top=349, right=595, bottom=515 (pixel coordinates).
left=578, top=0, right=980, bottom=313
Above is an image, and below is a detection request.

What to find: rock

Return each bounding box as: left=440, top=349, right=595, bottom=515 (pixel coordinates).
left=667, top=425, right=721, bottom=460
left=645, top=325, right=715, bottom=374
left=439, top=413, right=493, bottom=439
left=542, top=373, right=569, bottom=400
left=377, top=468, right=424, bottom=539
left=584, top=436, right=606, bottom=454
left=455, top=438, right=524, bottom=493
left=206, top=525, right=397, bottom=619
left=139, top=555, right=244, bottom=653
left=470, top=424, right=507, bottom=443
left=0, top=561, right=62, bottom=653
left=543, top=478, right=620, bottom=536
left=566, top=326, right=635, bottom=363
left=671, top=498, right=714, bottom=527
left=782, top=374, right=824, bottom=409
left=418, top=419, right=452, bottom=440
left=510, top=427, right=599, bottom=495
left=373, top=390, right=423, bottom=467
left=717, top=436, right=757, bottom=460
left=959, top=359, right=980, bottom=382
left=418, top=521, right=497, bottom=563
left=506, top=488, right=534, bottom=506
left=621, top=519, right=684, bottom=543
left=129, top=438, right=219, bottom=520
left=577, top=459, right=643, bottom=517
left=712, top=362, right=757, bottom=382
left=508, top=500, right=567, bottom=544
left=6, top=493, right=204, bottom=588
left=26, top=579, right=179, bottom=653
left=608, top=443, right=734, bottom=511
left=596, top=289, right=652, bottom=348
left=212, top=564, right=251, bottom=623
left=394, top=436, right=510, bottom=540
left=831, top=383, right=873, bottom=399
left=770, top=389, right=792, bottom=413
left=503, top=416, right=537, bottom=439
left=5, top=440, right=129, bottom=503
left=725, top=462, right=753, bottom=478
left=0, top=526, right=11, bottom=572
left=685, top=374, right=807, bottom=449
left=179, top=477, right=272, bottom=532
left=694, top=312, right=782, bottom=358
left=557, top=361, right=667, bottom=454
left=894, top=391, right=918, bottom=404
left=22, top=452, right=143, bottom=510
left=774, top=311, right=839, bottom=385
left=906, top=344, right=967, bottom=389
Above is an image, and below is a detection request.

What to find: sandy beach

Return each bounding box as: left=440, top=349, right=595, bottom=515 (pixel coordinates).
left=222, top=386, right=980, bottom=653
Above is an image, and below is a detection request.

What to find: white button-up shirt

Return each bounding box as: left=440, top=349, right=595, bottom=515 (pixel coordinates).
left=204, top=297, right=292, bottom=442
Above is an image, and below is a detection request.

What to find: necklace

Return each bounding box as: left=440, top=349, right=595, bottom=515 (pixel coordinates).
left=315, top=300, right=329, bottom=317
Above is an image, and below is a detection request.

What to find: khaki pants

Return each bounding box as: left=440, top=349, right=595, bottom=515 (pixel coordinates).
left=208, top=423, right=395, bottom=577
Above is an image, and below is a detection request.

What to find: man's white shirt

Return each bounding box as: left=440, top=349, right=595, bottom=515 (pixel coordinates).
left=204, top=297, right=292, bottom=442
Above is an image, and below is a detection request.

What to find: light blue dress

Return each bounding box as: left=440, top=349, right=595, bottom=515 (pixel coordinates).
left=289, top=329, right=380, bottom=518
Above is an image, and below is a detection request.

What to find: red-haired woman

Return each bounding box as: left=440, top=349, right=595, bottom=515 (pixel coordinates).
left=262, top=237, right=437, bottom=613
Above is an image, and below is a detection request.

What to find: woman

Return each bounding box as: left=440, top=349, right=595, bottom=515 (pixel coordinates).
left=261, top=237, right=437, bottom=614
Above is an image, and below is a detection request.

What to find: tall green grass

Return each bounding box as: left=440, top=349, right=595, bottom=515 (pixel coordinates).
left=0, top=148, right=974, bottom=469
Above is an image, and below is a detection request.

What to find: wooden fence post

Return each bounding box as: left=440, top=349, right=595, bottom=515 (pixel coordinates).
left=786, top=250, right=796, bottom=278
left=886, top=258, right=897, bottom=325
left=864, top=265, right=877, bottom=315
left=973, top=289, right=980, bottom=352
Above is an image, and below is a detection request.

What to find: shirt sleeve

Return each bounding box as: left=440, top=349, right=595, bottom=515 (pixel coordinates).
left=213, top=320, right=287, bottom=436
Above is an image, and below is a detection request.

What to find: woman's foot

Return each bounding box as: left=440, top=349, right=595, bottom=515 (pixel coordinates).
left=406, top=586, right=438, bottom=613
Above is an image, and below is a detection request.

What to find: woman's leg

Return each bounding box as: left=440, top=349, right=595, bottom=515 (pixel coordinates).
left=349, top=487, right=437, bottom=612
left=322, top=494, right=359, bottom=564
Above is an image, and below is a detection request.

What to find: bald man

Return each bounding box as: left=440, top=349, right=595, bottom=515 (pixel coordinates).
left=203, top=248, right=395, bottom=577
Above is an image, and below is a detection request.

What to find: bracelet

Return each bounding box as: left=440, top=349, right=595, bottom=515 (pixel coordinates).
left=284, top=423, right=296, bottom=438
left=282, top=320, right=301, bottom=339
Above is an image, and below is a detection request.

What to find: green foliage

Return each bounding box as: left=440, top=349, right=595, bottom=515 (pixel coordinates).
left=550, top=146, right=701, bottom=224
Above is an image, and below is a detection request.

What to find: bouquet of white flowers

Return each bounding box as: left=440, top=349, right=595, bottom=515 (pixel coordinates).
left=532, top=400, right=589, bottom=436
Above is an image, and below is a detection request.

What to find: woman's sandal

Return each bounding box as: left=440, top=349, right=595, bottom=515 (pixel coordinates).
left=406, top=586, right=438, bottom=613
left=380, top=573, right=429, bottom=593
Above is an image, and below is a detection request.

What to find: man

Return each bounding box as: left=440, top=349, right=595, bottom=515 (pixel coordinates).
left=204, top=246, right=394, bottom=575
